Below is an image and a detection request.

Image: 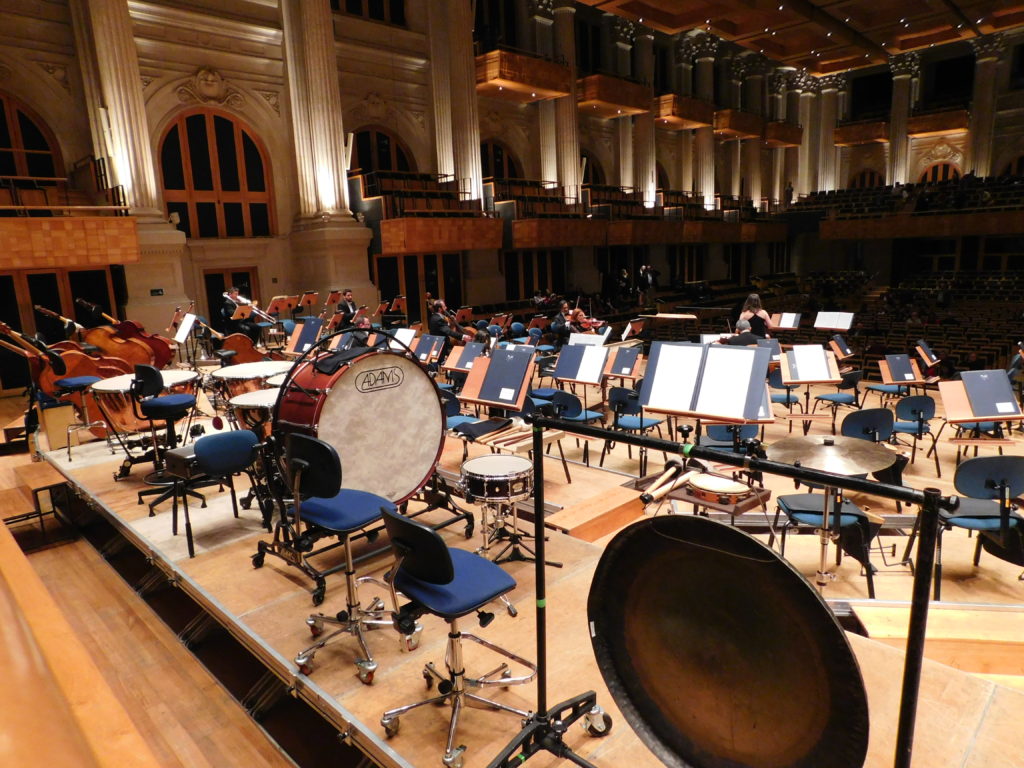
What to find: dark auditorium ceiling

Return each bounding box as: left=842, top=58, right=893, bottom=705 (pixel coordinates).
left=580, top=0, right=1024, bottom=73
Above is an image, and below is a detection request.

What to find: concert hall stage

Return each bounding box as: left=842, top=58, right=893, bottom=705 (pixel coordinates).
left=39, top=431, right=1024, bottom=768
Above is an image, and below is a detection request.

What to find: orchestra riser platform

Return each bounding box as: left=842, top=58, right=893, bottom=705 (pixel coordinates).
left=30, top=430, right=1024, bottom=768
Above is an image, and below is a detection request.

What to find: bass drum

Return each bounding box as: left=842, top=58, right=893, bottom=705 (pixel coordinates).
left=275, top=350, right=444, bottom=504
left=588, top=515, right=868, bottom=768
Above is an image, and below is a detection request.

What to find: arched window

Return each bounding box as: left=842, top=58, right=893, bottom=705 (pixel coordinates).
left=581, top=151, right=605, bottom=186
left=1000, top=156, right=1024, bottom=177
left=849, top=169, right=883, bottom=188
left=160, top=110, right=273, bottom=238
left=919, top=162, right=960, bottom=184
left=353, top=127, right=414, bottom=173
left=480, top=140, right=521, bottom=179
left=0, top=90, right=62, bottom=178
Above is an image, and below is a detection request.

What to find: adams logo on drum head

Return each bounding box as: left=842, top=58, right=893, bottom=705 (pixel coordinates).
left=355, top=366, right=404, bottom=392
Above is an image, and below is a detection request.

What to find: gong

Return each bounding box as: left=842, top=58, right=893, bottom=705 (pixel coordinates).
left=587, top=515, right=868, bottom=768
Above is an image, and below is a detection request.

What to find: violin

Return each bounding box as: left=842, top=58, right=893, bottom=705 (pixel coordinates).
left=570, top=309, right=604, bottom=333
left=73, top=299, right=175, bottom=368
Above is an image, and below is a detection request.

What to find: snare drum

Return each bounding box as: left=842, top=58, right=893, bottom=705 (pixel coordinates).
left=461, top=454, right=533, bottom=503
left=275, top=350, right=443, bottom=503
left=91, top=369, right=199, bottom=434
left=211, top=361, right=293, bottom=398
left=687, top=474, right=751, bottom=505
left=229, top=388, right=279, bottom=438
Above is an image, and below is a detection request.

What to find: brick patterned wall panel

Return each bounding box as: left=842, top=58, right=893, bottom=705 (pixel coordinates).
left=0, top=218, right=140, bottom=269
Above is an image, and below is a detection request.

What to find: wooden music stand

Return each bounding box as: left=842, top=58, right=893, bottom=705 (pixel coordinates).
left=879, top=354, right=927, bottom=388
left=459, top=347, right=535, bottom=413
left=454, top=307, right=474, bottom=325
left=781, top=345, right=842, bottom=430
left=441, top=342, right=487, bottom=373
left=915, top=339, right=942, bottom=383
left=389, top=296, right=407, bottom=314
left=373, top=302, right=389, bottom=319
left=813, top=311, right=854, bottom=331
left=266, top=295, right=299, bottom=316
left=230, top=304, right=253, bottom=321
left=938, top=375, right=1023, bottom=462
left=527, top=315, right=550, bottom=331
left=603, top=347, right=642, bottom=383
left=413, top=334, right=446, bottom=365
left=324, top=290, right=342, bottom=306
left=297, top=292, right=319, bottom=314
left=828, top=334, right=854, bottom=361
left=769, top=312, right=801, bottom=331
left=621, top=318, right=645, bottom=341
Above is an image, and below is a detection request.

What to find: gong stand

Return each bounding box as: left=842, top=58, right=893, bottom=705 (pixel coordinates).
left=507, top=415, right=955, bottom=768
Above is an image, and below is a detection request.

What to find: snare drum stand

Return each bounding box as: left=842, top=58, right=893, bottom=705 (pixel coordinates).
left=482, top=501, right=562, bottom=568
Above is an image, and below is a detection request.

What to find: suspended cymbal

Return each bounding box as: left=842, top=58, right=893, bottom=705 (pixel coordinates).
left=588, top=516, right=868, bottom=768
left=766, top=434, right=896, bottom=475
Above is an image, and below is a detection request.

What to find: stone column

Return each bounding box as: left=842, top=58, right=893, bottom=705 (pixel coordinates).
left=447, top=0, right=484, bottom=202
left=69, top=0, right=188, bottom=333
left=740, top=55, right=766, bottom=207
left=817, top=74, right=845, bottom=192
left=796, top=73, right=819, bottom=195
left=69, top=0, right=161, bottom=216
left=784, top=75, right=802, bottom=197
left=553, top=0, right=581, bottom=201
left=282, top=0, right=351, bottom=219
left=675, top=37, right=695, bottom=192
left=281, top=0, right=372, bottom=304
left=887, top=52, right=919, bottom=185
left=633, top=30, right=656, bottom=205
left=610, top=17, right=635, bottom=188
left=691, top=33, right=719, bottom=208
left=426, top=2, right=455, bottom=178
left=768, top=70, right=789, bottom=204
left=968, top=35, right=1006, bottom=177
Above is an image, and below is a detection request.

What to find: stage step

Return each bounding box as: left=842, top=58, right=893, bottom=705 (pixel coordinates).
left=3, top=413, right=25, bottom=443
left=976, top=673, right=1024, bottom=692
left=853, top=604, right=1024, bottom=677
left=544, top=484, right=644, bottom=542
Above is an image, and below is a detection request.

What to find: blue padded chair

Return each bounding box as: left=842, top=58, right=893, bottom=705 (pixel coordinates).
left=813, top=369, right=863, bottom=434
left=865, top=381, right=909, bottom=408
left=55, top=370, right=107, bottom=462
left=934, top=455, right=1024, bottom=600
left=768, top=367, right=800, bottom=433
left=772, top=492, right=876, bottom=598
left=253, top=434, right=401, bottom=682
left=696, top=423, right=759, bottom=452
left=439, top=389, right=478, bottom=431
left=551, top=390, right=603, bottom=465
left=892, top=395, right=941, bottom=476
left=378, top=507, right=535, bottom=767
left=528, top=326, right=556, bottom=354
left=132, top=364, right=197, bottom=504
left=599, top=386, right=665, bottom=474
left=510, top=321, right=528, bottom=344
left=170, top=429, right=260, bottom=559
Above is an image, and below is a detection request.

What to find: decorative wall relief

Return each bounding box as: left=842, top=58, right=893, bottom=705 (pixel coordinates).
left=176, top=67, right=245, bottom=109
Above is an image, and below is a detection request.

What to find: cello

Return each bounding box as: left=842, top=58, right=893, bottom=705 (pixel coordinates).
left=73, top=299, right=174, bottom=368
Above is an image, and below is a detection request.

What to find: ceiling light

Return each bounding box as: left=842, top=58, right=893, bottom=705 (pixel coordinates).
left=899, top=17, right=905, bottom=23
left=706, top=19, right=711, bottom=24
left=639, top=17, right=643, bottom=22
left=826, top=32, right=832, bottom=37
left=778, top=3, right=784, bottom=9
left=844, top=17, right=850, bottom=22
left=976, top=18, right=983, bottom=23
left=531, top=92, right=536, bottom=97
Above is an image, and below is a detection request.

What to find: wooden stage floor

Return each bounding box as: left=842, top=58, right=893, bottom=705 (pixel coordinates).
left=36, top=387, right=1024, bottom=768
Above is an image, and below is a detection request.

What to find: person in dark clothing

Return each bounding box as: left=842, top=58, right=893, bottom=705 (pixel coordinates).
left=739, top=293, right=772, bottom=338
left=221, top=286, right=260, bottom=342
left=723, top=319, right=761, bottom=346
left=428, top=299, right=471, bottom=356
left=338, top=288, right=360, bottom=327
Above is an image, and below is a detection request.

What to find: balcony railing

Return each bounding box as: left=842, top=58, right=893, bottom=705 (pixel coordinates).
left=475, top=47, right=572, bottom=104
left=577, top=73, right=651, bottom=118
left=654, top=94, right=714, bottom=130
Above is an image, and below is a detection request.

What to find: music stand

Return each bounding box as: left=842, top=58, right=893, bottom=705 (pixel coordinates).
left=284, top=318, right=324, bottom=356
left=527, top=315, right=550, bottom=331
left=757, top=337, right=783, bottom=364
left=829, top=333, right=855, bottom=362
left=880, top=354, right=927, bottom=389
left=441, top=342, right=486, bottom=374
left=937, top=373, right=1022, bottom=464
left=174, top=312, right=198, bottom=364
left=230, top=304, right=253, bottom=322
left=413, top=334, right=445, bottom=365
left=781, top=345, right=842, bottom=433
left=324, top=289, right=342, bottom=306
left=454, top=306, right=474, bottom=325
left=770, top=312, right=801, bottom=331
left=372, top=301, right=388, bottom=320
left=620, top=318, right=645, bottom=342
left=813, top=311, right=854, bottom=331
left=298, top=291, right=319, bottom=314
left=459, top=347, right=535, bottom=414
left=389, top=296, right=407, bottom=314
left=915, top=339, right=942, bottom=384
left=387, top=327, right=416, bottom=351
left=603, top=346, right=641, bottom=384
left=701, top=333, right=731, bottom=344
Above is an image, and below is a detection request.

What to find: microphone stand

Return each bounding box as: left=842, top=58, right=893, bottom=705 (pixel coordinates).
left=491, top=415, right=955, bottom=768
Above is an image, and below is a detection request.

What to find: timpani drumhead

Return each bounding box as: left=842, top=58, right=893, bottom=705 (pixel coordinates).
left=229, top=388, right=280, bottom=409
left=266, top=373, right=287, bottom=388
left=210, top=360, right=292, bottom=381
left=588, top=515, right=868, bottom=768
left=91, top=369, right=198, bottom=392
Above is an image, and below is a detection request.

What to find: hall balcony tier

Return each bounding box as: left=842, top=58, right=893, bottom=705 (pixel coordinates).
left=713, top=109, right=765, bottom=140
left=763, top=120, right=803, bottom=148
left=348, top=170, right=502, bottom=256
left=834, top=119, right=890, bottom=146
left=907, top=108, right=970, bottom=138
left=485, top=178, right=607, bottom=249
left=474, top=48, right=572, bottom=104
left=576, top=73, right=651, bottom=119
left=654, top=95, right=715, bottom=130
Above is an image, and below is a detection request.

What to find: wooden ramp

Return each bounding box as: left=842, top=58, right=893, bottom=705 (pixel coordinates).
left=544, top=484, right=644, bottom=542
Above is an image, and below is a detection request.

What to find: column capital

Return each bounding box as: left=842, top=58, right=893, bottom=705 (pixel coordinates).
left=609, top=16, right=637, bottom=47
left=819, top=73, right=847, bottom=92
left=735, top=52, right=769, bottom=79
left=530, top=0, right=555, bottom=19
left=687, top=32, right=721, bottom=62
left=770, top=68, right=796, bottom=96
left=970, top=33, right=1006, bottom=62
left=889, top=52, right=920, bottom=78
left=792, top=71, right=819, bottom=94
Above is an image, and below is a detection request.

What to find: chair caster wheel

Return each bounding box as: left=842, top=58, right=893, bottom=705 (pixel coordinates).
left=251, top=551, right=265, bottom=568
left=582, top=707, right=612, bottom=737
left=402, top=624, right=422, bottom=652
left=306, top=616, right=324, bottom=637
left=356, top=660, right=377, bottom=685
left=336, top=610, right=349, bottom=622
left=381, top=716, right=400, bottom=738
left=442, top=745, right=466, bottom=768
left=297, top=661, right=313, bottom=676
left=312, top=585, right=325, bottom=606
left=506, top=603, right=518, bottom=618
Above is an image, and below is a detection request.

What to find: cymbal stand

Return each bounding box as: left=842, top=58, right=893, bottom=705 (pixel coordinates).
left=815, top=486, right=839, bottom=592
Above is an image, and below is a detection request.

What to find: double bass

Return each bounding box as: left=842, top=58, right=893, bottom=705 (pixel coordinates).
left=73, top=299, right=174, bottom=368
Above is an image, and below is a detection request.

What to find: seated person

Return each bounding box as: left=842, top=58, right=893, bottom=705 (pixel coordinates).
left=722, top=319, right=760, bottom=346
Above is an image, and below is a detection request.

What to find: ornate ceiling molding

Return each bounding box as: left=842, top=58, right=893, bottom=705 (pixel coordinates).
left=970, top=34, right=1006, bottom=62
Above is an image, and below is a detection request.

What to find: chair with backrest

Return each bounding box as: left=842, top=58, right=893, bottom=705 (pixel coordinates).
left=696, top=423, right=759, bottom=452
left=378, top=507, right=535, bottom=767
left=892, top=395, right=940, bottom=476
left=509, top=321, right=528, bottom=344
left=164, top=429, right=260, bottom=558
left=813, top=369, right=863, bottom=433
left=253, top=434, right=404, bottom=680
left=131, top=364, right=197, bottom=504
left=550, top=390, right=603, bottom=465
left=599, top=386, right=665, bottom=474
left=528, top=326, right=555, bottom=354
left=768, top=367, right=800, bottom=433
left=933, top=455, right=1024, bottom=599
left=864, top=379, right=909, bottom=408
